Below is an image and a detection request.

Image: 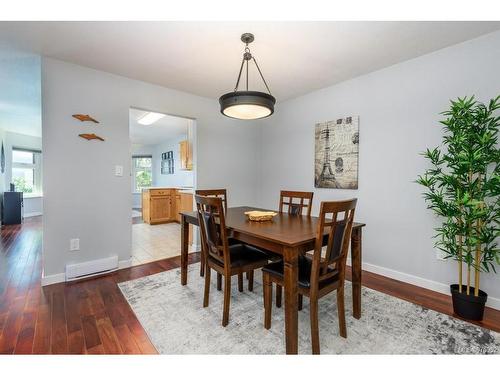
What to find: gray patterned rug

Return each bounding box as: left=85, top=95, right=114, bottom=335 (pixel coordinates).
left=118, top=265, right=500, bottom=354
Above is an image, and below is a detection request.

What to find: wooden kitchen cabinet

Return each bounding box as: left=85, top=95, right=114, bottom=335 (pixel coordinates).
left=176, top=192, right=193, bottom=222
left=179, top=140, right=193, bottom=170
left=142, top=189, right=176, bottom=224
left=142, top=188, right=193, bottom=245
left=150, top=196, right=171, bottom=223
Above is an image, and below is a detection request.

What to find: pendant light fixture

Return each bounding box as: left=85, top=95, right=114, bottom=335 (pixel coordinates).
left=219, top=33, right=276, bottom=120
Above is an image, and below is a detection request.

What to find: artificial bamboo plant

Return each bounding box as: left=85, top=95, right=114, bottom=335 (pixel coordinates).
left=417, top=96, right=500, bottom=297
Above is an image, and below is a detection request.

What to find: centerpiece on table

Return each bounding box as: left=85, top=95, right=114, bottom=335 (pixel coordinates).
left=244, top=211, right=278, bottom=222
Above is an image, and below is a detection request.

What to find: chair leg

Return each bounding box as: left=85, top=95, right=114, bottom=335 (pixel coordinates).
left=337, top=287, right=347, bottom=338
left=216, top=272, right=222, bottom=291
left=238, top=273, right=243, bottom=292
left=199, top=250, right=205, bottom=277
left=248, top=270, right=254, bottom=291
left=222, top=275, right=231, bottom=327
left=203, top=265, right=211, bottom=308
left=276, top=285, right=282, bottom=308
left=310, top=296, right=320, bottom=355
left=298, top=294, right=303, bottom=311
left=263, top=273, right=272, bottom=329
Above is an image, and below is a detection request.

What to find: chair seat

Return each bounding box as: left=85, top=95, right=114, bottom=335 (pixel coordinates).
left=227, top=237, right=281, bottom=262
left=262, top=256, right=338, bottom=288
left=210, top=243, right=272, bottom=268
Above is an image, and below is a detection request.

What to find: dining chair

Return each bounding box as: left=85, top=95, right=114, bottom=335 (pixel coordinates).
left=195, top=189, right=228, bottom=212
left=195, top=189, right=251, bottom=291
left=279, top=190, right=314, bottom=216
left=275, top=190, right=314, bottom=307
left=195, top=194, right=274, bottom=327
left=262, top=198, right=357, bottom=354
left=195, top=189, right=228, bottom=281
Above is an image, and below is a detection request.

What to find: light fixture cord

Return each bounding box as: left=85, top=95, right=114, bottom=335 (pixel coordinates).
left=252, top=56, right=272, bottom=95
left=234, top=57, right=245, bottom=92
left=246, top=58, right=249, bottom=91
left=233, top=43, right=272, bottom=95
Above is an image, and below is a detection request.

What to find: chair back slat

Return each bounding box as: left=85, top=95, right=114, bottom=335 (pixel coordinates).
left=279, top=190, right=314, bottom=216
left=311, top=199, right=357, bottom=290
left=196, top=189, right=228, bottom=212
left=195, top=195, right=230, bottom=267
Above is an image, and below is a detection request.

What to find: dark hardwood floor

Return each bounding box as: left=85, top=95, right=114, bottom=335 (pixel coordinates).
left=0, top=216, right=499, bottom=354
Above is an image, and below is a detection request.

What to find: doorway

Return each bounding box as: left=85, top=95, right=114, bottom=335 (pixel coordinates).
left=129, top=108, right=196, bottom=266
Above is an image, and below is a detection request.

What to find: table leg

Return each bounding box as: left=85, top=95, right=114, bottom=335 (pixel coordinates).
left=351, top=227, right=362, bottom=319
left=181, top=215, right=189, bottom=286
left=283, top=246, right=299, bottom=354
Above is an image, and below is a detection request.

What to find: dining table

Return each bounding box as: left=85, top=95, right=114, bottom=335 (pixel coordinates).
left=180, top=206, right=366, bottom=354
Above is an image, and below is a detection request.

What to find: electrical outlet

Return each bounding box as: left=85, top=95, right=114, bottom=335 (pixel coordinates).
left=70, top=238, right=80, bottom=251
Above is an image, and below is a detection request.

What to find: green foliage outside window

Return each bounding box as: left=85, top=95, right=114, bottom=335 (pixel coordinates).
left=136, top=170, right=152, bottom=190
left=13, top=176, right=33, bottom=193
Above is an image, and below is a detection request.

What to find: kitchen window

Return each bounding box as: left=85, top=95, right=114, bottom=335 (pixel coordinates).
left=12, top=148, right=42, bottom=196
left=132, top=155, right=152, bottom=192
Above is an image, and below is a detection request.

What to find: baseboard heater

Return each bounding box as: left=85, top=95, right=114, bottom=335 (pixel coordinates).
left=65, top=255, right=119, bottom=282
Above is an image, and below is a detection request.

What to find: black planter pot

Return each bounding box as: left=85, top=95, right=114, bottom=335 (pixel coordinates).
left=450, top=284, right=488, bottom=321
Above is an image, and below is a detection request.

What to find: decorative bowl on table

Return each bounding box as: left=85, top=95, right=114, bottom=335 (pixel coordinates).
left=244, top=210, right=278, bottom=222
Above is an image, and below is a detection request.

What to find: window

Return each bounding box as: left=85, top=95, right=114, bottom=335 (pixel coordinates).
left=132, top=156, right=152, bottom=192
left=12, top=148, right=42, bottom=196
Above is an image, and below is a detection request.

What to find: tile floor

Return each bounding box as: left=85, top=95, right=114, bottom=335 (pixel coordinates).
left=132, top=220, right=191, bottom=266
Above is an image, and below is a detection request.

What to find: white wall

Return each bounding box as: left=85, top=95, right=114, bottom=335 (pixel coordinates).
left=0, top=53, right=42, bottom=220
left=153, top=135, right=194, bottom=188
left=42, top=58, right=261, bottom=279
left=4, top=131, right=43, bottom=217
left=258, top=31, right=500, bottom=306
left=131, top=143, right=155, bottom=208
left=24, top=196, right=43, bottom=217
left=4, top=131, right=42, bottom=183
left=131, top=136, right=195, bottom=209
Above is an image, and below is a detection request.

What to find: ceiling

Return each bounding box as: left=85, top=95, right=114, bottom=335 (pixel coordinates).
left=129, top=108, right=189, bottom=145
left=0, top=22, right=499, bottom=101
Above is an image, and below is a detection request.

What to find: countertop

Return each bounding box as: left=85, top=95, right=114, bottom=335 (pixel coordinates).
left=141, top=187, right=194, bottom=194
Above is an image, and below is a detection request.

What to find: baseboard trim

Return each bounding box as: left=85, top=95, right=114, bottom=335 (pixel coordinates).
left=41, top=272, right=65, bottom=286
left=24, top=212, right=43, bottom=218
left=119, top=258, right=132, bottom=269
left=42, top=258, right=134, bottom=286
left=350, top=259, right=500, bottom=310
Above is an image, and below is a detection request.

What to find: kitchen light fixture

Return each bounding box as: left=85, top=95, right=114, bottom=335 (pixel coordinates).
left=138, top=112, right=166, bottom=125
left=219, top=33, right=276, bottom=120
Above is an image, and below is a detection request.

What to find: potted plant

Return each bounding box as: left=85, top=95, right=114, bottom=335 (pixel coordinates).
left=417, top=95, right=500, bottom=321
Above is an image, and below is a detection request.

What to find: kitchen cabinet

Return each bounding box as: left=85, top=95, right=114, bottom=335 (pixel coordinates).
left=142, top=189, right=176, bottom=224
left=176, top=192, right=193, bottom=222
left=179, top=140, right=193, bottom=170
left=175, top=191, right=193, bottom=244
left=142, top=188, right=193, bottom=244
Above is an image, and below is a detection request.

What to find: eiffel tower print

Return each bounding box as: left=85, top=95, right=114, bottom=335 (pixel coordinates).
left=315, top=116, right=359, bottom=189
left=318, top=122, right=337, bottom=185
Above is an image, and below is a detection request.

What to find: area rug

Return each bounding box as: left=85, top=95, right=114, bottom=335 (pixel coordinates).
left=118, top=265, right=500, bottom=354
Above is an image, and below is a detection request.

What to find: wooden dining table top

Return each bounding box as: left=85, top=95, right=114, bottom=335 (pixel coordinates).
left=181, top=206, right=365, bottom=247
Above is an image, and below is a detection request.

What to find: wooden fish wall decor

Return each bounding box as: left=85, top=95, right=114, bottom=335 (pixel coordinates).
left=73, top=114, right=99, bottom=123
left=79, top=133, right=105, bottom=141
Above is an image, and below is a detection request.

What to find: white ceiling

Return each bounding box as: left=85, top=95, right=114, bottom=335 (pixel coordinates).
left=129, top=108, right=189, bottom=145
left=0, top=22, right=499, bottom=102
